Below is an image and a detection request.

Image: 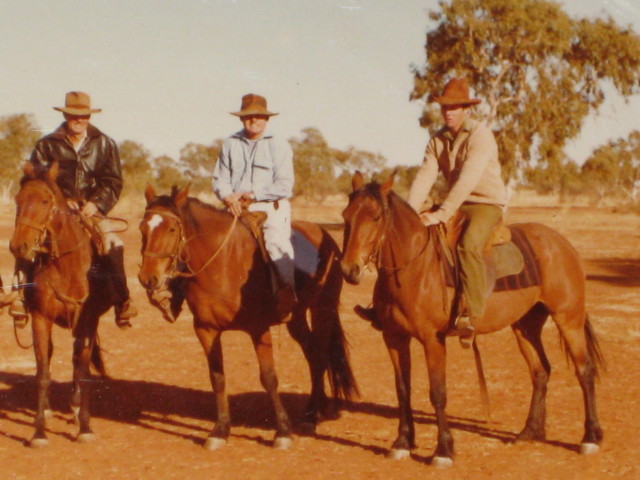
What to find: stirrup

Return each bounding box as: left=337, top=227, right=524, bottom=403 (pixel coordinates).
left=115, top=299, right=137, bottom=328
left=451, top=314, right=475, bottom=349
left=353, top=305, right=382, bottom=331
left=9, top=298, right=29, bottom=329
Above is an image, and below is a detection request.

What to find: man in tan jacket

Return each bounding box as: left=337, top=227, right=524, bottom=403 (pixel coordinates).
left=410, top=77, right=507, bottom=347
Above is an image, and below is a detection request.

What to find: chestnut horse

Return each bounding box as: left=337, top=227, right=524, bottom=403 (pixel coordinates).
left=340, top=172, right=603, bottom=467
left=10, top=161, right=109, bottom=448
left=138, top=185, right=357, bottom=450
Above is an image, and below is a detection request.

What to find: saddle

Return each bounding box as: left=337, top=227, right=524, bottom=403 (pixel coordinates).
left=433, top=209, right=539, bottom=297
left=239, top=211, right=270, bottom=265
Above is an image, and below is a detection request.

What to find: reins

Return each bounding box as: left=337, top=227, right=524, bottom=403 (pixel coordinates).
left=142, top=207, right=238, bottom=279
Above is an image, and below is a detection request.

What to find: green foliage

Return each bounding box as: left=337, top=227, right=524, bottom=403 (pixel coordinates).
left=179, top=140, right=221, bottom=193
left=581, top=130, right=640, bottom=203
left=0, top=114, right=41, bottom=192
left=412, top=0, right=640, bottom=179
left=118, top=140, right=153, bottom=196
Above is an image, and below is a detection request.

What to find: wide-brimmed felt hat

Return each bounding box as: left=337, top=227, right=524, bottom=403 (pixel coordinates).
left=230, top=94, right=278, bottom=117
left=430, top=78, right=481, bottom=106
left=53, top=91, right=102, bottom=115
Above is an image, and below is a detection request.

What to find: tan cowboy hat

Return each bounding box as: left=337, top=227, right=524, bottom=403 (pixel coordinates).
left=230, top=93, right=278, bottom=117
left=430, top=78, right=481, bottom=106
left=53, top=91, right=102, bottom=115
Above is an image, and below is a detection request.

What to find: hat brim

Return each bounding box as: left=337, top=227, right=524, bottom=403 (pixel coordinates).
left=54, top=106, right=102, bottom=115
left=230, top=110, right=278, bottom=117
left=431, top=95, right=481, bottom=106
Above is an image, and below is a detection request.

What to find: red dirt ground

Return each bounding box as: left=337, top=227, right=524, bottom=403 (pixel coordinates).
left=1, top=200, right=639, bottom=480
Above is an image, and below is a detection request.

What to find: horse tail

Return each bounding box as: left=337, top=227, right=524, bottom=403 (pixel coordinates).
left=325, top=305, right=359, bottom=403
left=90, top=334, right=108, bottom=377
left=559, top=313, right=606, bottom=379
left=584, top=314, right=606, bottom=378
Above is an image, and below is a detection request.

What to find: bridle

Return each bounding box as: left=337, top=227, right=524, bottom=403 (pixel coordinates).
left=141, top=206, right=238, bottom=281
left=352, top=191, right=430, bottom=275
left=15, top=183, right=84, bottom=260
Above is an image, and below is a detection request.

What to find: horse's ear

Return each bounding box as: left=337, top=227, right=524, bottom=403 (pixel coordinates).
left=352, top=171, right=365, bottom=192
left=380, top=169, right=397, bottom=197
left=23, top=162, right=37, bottom=180
left=173, top=184, right=191, bottom=208
left=144, top=184, right=156, bottom=205
left=44, top=161, right=60, bottom=184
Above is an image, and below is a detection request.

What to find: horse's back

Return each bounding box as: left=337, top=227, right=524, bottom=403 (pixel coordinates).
left=510, top=221, right=585, bottom=306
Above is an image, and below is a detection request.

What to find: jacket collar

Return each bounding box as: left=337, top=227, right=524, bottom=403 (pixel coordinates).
left=441, top=117, right=475, bottom=141
left=231, top=129, right=274, bottom=142
left=50, top=122, right=102, bottom=140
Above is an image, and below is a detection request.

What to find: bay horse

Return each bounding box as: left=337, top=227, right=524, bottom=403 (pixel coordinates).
left=138, top=184, right=357, bottom=450
left=10, top=161, right=110, bottom=448
left=340, top=171, right=603, bottom=467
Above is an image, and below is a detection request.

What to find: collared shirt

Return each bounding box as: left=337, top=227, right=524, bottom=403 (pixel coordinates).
left=407, top=118, right=507, bottom=222
left=212, top=130, right=294, bottom=202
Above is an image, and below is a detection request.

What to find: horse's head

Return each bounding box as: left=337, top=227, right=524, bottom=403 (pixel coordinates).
left=138, top=184, right=189, bottom=291
left=10, top=161, right=65, bottom=262
left=340, top=171, right=395, bottom=284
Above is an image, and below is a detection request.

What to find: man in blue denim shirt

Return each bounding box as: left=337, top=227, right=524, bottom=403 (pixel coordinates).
left=213, top=94, right=296, bottom=321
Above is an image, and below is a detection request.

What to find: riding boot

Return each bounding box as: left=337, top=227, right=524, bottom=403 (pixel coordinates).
left=353, top=305, right=383, bottom=331
left=275, top=283, right=297, bottom=323
left=106, top=246, right=137, bottom=328
left=453, top=313, right=476, bottom=349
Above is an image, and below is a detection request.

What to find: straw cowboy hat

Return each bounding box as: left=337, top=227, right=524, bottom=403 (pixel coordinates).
left=230, top=93, right=278, bottom=117
left=53, top=91, right=102, bottom=115
left=430, top=78, right=481, bottom=106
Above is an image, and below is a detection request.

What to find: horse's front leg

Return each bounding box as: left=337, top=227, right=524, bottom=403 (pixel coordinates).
left=71, top=321, right=98, bottom=443
left=196, top=328, right=230, bottom=450
left=383, top=331, right=415, bottom=459
left=30, top=313, right=53, bottom=448
left=252, top=328, right=293, bottom=449
left=423, top=332, right=454, bottom=467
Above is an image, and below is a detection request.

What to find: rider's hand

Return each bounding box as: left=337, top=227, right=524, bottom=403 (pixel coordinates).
left=419, top=211, right=443, bottom=226
left=81, top=201, right=98, bottom=217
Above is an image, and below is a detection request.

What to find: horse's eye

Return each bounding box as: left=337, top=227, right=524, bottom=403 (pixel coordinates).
left=169, top=227, right=176, bottom=233
left=372, top=215, right=381, bottom=222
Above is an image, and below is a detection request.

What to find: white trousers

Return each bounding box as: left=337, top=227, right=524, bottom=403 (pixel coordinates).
left=248, top=199, right=295, bottom=289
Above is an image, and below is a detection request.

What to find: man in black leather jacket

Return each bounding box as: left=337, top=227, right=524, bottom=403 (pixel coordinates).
left=9, top=91, right=137, bottom=328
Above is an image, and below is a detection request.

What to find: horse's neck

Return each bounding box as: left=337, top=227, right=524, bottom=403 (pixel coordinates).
left=49, top=209, right=92, bottom=264
left=380, top=199, right=436, bottom=271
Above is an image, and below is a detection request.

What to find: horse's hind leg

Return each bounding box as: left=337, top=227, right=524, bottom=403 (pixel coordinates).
left=251, top=328, right=293, bottom=449
left=30, top=314, right=53, bottom=448
left=287, top=308, right=331, bottom=427
left=511, top=303, right=551, bottom=442
left=553, top=311, right=603, bottom=454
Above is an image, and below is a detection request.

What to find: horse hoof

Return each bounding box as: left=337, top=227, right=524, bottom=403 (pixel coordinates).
left=580, top=442, right=600, bottom=455
left=29, top=438, right=49, bottom=449
left=387, top=448, right=410, bottom=460
left=274, top=436, right=293, bottom=450
left=77, top=433, right=97, bottom=444
left=432, top=455, right=454, bottom=468
left=204, top=437, right=226, bottom=451
left=44, top=409, right=53, bottom=420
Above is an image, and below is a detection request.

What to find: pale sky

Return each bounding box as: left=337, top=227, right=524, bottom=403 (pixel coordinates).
left=1, top=0, right=639, bottom=168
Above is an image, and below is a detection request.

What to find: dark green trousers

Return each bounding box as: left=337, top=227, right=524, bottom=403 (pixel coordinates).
left=457, top=203, right=503, bottom=319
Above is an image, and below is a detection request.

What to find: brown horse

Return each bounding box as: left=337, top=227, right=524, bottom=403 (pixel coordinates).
left=340, top=172, right=603, bottom=467
left=138, top=184, right=357, bottom=449
left=10, top=161, right=109, bottom=448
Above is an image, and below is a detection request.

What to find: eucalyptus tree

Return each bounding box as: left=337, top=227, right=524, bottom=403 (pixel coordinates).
left=411, top=0, right=640, bottom=184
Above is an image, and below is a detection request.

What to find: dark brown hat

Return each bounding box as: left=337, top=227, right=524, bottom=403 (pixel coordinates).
left=230, top=94, right=278, bottom=117
left=431, top=78, right=481, bottom=106
left=53, top=91, right=102, bottom=115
